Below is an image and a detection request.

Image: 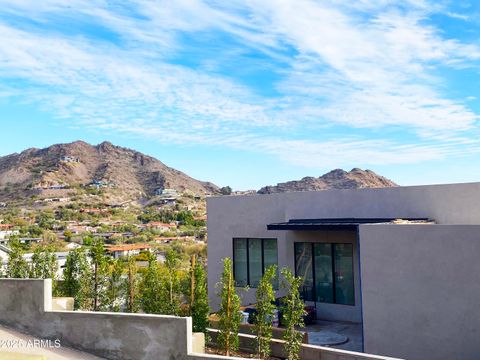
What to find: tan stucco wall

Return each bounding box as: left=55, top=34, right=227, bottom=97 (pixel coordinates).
left=359, top=224, right=480, bottom=360
left=207, top=182, right=480, bottom=321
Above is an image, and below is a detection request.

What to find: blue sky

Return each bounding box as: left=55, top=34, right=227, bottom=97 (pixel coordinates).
left=1, top=0, right=480, bottom=190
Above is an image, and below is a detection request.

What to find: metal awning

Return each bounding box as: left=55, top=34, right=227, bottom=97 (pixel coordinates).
left=267, top=218, right=432, bottom=231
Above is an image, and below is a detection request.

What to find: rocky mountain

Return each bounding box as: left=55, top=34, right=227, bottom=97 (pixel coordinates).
left=0, top=141, right=218, bottom=203
left=257, top=168, right=398, bottom=194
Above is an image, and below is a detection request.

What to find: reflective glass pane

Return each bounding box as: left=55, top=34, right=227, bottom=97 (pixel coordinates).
left=314, top=243, right=334, bottom=303
left=248, top=239, right=262, bottom=287
left=263, top=239, right=278, bottom=288
left=334, top=244, right=355, bottom=305
left=294, top=243, right=314, bottom=301
left=233, top=239, right=248, bottom=287
left=263, top=239, right=278, bottom=269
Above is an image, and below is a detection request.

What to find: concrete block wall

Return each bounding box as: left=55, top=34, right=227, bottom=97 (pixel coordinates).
left=207, top=329, right=403, bottom=360
left=0, top=279, right=193, bottom=360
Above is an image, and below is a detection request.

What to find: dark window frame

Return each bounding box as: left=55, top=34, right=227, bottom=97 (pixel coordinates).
left=233, top=238, right=278, bottom=288
left=294, top=242, right=355, bottom=306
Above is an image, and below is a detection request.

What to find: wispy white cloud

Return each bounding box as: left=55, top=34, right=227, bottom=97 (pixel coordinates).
left=0, top=0, right=479, bottom=170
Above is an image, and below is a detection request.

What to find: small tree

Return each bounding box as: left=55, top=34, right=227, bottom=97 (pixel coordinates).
left=217, top=257, right=242, bottom=356
left=220, top=186, right=232, bottom=195
left=140, top=254, right=163, bottom=314
left=6, top=238, right=29, bottom=278
left=62, top=248, right=93, bottom=310
left=125, top=255, right=140, bottom=313
left=101, top=258, right=124, bottom=312
left=189, top=255, right=210, bottom=334
left=255, top=265, right=277, bottom=359
left=89, top=238, right=109, bottom=311
left=281, top=268, right=306, bottom=360
left=164, top=248, right=181, bottom=315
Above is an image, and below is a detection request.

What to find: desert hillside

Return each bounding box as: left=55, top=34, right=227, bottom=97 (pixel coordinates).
left=0, top=141, right=218, bottom=204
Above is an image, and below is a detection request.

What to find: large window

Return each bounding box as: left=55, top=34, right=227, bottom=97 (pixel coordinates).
left=233, top=238, right=278, bottom=288
left=295, top=242, right=354, bottom=306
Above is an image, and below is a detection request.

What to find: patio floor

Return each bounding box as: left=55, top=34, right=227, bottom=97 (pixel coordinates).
left=304, top=320, right=363, bottom=352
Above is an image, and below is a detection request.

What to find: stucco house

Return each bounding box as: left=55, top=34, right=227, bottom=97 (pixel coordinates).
left=207, top=182, right=480, bottom=360
left=106, top=244, right=152, bottom=259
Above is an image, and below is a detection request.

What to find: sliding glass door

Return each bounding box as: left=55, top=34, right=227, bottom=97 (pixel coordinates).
left=294, top=242, right=354, bottom=306
left=294, top=242, right=315, bottom=301
left=314, top=243, right=334, bottom=303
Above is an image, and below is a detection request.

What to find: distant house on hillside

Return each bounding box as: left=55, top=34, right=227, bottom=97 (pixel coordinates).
left=41, top=197, right=70, bottom=203
left=66, top=224, right=97, bottom=234
left=106, top=244, right=152, bottom=259
left=155, top=188, right=178, bottom=197
left=48, top=184, right=68, bottom=190
left=18, top=238, right=42, bottom=245
left=143, top=222, right=177, bottom=232
left=65, top=242, right=81, bottom=250
left=79, top=208, right=106, bottom=215
left=88, top=180, right=115, bottom=189
left=61, top=156, right=80, bottom=163
left=0, top=224, right=13, bottom=231
left=0, top=230, right=20, bottom=241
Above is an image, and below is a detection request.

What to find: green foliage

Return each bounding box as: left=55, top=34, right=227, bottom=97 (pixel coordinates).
left=217, top=257, right=242, bottom=356
left=62, top=248, right=93, bottom=310
left=220, top=186, right=232, bottom=195
left=280, top=268, right=306, bottom=360
left=138, top=208, right=176, bottom=224
left=255, top=265, right=277, bottom=359
left=139, top=257, right=164, bottom=314
left=125, top=255, right=140, bottom=313
left=82, top=234, right=94, bottom=246
left=188, top=255, right=210, bottom=334
left=42, top=230, right=57, bottom=243
left=100, top=258, right=125, bottom=312
left=138, top=208, right=204, bottom=227
left=30, top=245, right=58, bottom=279
left=27, top=225, right=43, bottom=237
left=164, top=248, right=181, bottom=315
left=36, top=211, right=56, bottom=230
left=89, top=238, right=109, bottom=311
left=134, top=251, right=151, bottom=261
left=63, top=230, right=73, bottom=241
left=138, top=250, right=184, bottom=315
left=6, top=238, right=29, bottom=278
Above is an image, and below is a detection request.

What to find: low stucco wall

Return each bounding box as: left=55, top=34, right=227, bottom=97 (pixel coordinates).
left=0, top=279, right=193, bottom=360
left=208, top=329, right=402, bottom=360
left=52, top=297, right=74, bottom=311
left=359, top=224, right=480, bottom=360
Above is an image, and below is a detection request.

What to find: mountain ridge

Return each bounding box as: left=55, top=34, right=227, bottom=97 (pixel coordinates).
left=257, top=168, right=398, bottom=194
